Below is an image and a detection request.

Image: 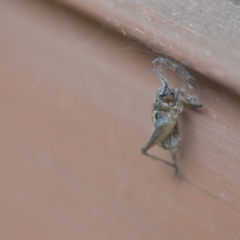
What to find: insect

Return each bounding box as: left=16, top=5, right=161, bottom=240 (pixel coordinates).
left=141, top=57, right=203, bottom=176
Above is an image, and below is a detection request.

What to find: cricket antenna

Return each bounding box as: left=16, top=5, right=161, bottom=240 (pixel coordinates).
left=152, top=58, right=168, bottom=89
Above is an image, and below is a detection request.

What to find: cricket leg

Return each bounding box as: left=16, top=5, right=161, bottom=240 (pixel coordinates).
left=142, top=150, right=177, bottom=168
left=141, top=119, right=177, bottom=170
left=170, top=151, right=180, bottom=178
left=178, top=88, right=203, bottom=108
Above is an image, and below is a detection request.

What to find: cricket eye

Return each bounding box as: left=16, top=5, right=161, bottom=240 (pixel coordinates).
left=158, top=90, right=166, bottom=97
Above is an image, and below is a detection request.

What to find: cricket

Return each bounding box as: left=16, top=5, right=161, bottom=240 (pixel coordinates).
left=141, top=57, right=203, bottom=176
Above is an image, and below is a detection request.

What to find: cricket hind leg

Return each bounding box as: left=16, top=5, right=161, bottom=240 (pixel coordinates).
left=170, top=151, right=180, bottom=178
left=141, top=119, right=178, bottom=172
left=141, top=149, right=178, bottom=169
left=178, top=88, right=203, bottom=108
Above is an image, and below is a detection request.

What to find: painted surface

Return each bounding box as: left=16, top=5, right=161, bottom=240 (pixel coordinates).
left=0, top=1, right=240, bottom=239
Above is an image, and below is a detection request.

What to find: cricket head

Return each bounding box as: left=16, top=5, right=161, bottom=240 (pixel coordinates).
left=157, top=84, right=175, bottom=103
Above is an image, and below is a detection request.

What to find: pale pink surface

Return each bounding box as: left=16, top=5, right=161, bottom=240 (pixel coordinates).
left=0, top=1, right=240, bottom=240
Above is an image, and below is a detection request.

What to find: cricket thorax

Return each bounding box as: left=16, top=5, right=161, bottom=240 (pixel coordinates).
left=152, top=86, right=184, bottom=126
